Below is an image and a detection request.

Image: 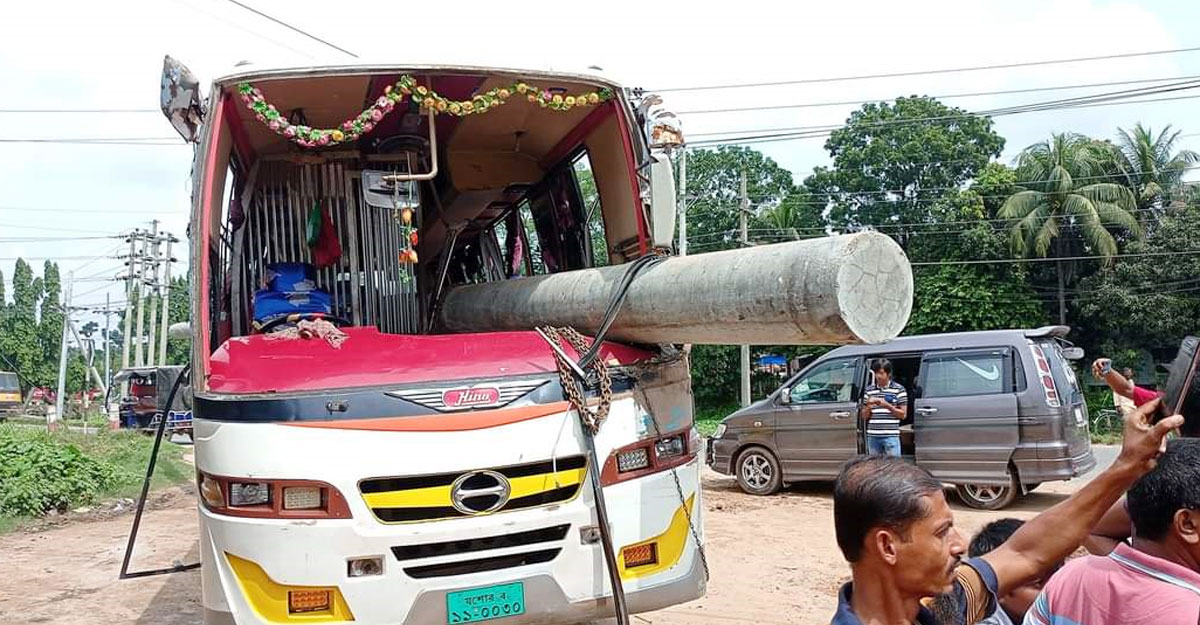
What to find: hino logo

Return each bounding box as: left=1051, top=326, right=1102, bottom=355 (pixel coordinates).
left=450, top=470, right=511, bottom=515
left=387, top=379, right=548, bottom=412
left=442, top=387, right=501, bottom=408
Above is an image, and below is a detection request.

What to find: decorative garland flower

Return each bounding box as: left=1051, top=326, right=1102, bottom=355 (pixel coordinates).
left=237, top=75, right=615, bottom=148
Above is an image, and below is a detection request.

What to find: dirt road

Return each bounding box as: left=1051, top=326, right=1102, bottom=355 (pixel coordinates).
left=0, top=448, right=1116, bottom=625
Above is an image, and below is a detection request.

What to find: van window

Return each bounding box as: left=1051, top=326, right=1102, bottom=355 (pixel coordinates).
left=789, top=358, right=857, bottom=404
left=1039, top=340, right=1082, bottom=405
left=923, top=352, right=1008, bottom=398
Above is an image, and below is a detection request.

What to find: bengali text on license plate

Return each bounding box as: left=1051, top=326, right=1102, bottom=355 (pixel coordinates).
left=446, top=582, right=525, bottom=624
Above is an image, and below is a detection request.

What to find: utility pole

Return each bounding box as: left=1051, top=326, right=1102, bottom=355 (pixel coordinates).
left=146, top=230, right=161, bottom=367
left=122, top=230, right=137, bottom=370
left=135, top=221, right=157, bottom=367
left=104, top=293, right=112, bottom=391
left=157, top=235, right=174, bottom=365
left=677, top=148, right=687, bottom=257
left=739, top=171, right=751, bottom=408
left=105, top=292, right=116, bottom=430
left=53, top=271, right=73, bottom=429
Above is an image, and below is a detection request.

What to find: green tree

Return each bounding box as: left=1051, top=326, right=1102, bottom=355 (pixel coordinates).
left=755, top=189, right=823, bottom=242
left=0, top=260, right=44, bottom=387
left=1074, top=204, right=1200, bottom=357
left=682, top=146, right=805, bottom=253
left=37, top=262, right=63, bottom=385
left=1111, top=123, right=1200, bottom=212
left=906, top=190, right=1046, bottom=334
left=999, top=132, right=1142, bottom=323
left=805, top=96, right=1004, bottom=247
left=166, top=276, right=191, bottom=366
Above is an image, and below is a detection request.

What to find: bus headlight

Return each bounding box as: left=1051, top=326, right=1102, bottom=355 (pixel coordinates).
left=198, top=472, right=352, bottom=519
left=230, top=482, right=271, bottom=507
left=283, top=486, right=322, bottom=510
left=602, top=428, right=699, bottom=486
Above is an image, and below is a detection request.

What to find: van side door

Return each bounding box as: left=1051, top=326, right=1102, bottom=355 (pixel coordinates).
left=914, top=348, right=1019, bottom=483
left=775, top=357, right=862, bottom=478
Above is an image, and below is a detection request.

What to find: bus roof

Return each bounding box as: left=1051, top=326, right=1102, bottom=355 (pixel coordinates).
left=211, top=58, right=627, bottom=91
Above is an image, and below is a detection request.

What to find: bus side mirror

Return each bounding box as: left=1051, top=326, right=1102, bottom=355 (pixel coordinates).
left=160, top=55, right=205, bottom=143
left=648, top=150, right=677, bottom=249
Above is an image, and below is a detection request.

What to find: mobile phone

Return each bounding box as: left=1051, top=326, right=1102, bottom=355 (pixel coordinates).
left=1160, top=336, right=1200, bottom=435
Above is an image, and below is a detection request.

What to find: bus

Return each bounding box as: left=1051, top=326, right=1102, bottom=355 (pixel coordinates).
left=164, top=58, right=707, bottom=625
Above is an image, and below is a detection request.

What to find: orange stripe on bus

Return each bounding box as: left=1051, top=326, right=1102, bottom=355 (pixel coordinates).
left=283, top=401, right=570, bottom=432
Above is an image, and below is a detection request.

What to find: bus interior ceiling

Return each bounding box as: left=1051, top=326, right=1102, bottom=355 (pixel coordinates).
left=205, top=71, right=644, bottom=347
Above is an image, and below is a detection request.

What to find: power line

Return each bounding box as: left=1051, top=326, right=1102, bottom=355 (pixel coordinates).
left=706, top=164, right=1200, bottom=202
left=71, top=281, right=120, bottom=300
left=689, top=80, right=1200, bottom=141
left=684, top=204, right=1180, bottom=234
left=0, top=206, right=179, bottom=215
left=0, top=222, right=117, bottom=234
left=677, top=74, right=1200, bottom=115
left=691, top=93, right=1200, bottom=147
left=0, top=255, right=119, bottom=261
left=167, top=0, right=319, bottom=61
left=0, top=235, right=121, bottom=243
left=0, top=108, right=158, bottom=114
left=910, top=249, right=1200, bottom=266
left=929, top=283, right=1200, bottom=305
left=220, top=0, right=358, bottom=59
left=0, top=138, right=182, bottom=145
left=652, top=44, right=1200, bottom=92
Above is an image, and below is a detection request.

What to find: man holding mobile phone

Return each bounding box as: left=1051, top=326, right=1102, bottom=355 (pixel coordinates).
left=861, top=358, right=907, bottom=456
left=1093, top=358, right=1161, bottom=409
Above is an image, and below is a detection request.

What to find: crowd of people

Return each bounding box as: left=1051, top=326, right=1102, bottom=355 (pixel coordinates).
left=832, top=356, right=1195, bottom=624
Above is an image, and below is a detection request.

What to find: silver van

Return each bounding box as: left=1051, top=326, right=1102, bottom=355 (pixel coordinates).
left=705, top=326, right=1096, bottom=509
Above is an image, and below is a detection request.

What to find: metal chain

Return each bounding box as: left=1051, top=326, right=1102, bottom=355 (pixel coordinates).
left=542, top=325, right=709, bottom=581
left=541, top=326, right=612, bottom=433
left=644, top=404, right=711, bottom=582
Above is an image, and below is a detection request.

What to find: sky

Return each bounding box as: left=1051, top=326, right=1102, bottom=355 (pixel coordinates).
left=3, top=0, right=1200, bottom=329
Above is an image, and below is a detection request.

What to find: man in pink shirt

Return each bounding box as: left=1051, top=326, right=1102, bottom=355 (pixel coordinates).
left=1025, top=434, right=1200, bottom=625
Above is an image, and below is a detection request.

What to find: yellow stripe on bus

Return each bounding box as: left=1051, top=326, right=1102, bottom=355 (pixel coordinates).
left=361, top=467, right=587, bottom=509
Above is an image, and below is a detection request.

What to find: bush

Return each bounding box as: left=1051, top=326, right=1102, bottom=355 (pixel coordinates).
left=0, top=426, right=116, bottom=516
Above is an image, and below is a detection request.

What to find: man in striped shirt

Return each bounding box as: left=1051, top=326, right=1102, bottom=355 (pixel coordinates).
left=861, top=358, right=908, bottom=456
left=1025, top=435, right=1200, bottom=625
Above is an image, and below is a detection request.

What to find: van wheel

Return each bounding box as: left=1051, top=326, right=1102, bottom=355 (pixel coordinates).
left=956, top=473, right=1019, bottom=510
left=735, top=447, right=782, bottom=495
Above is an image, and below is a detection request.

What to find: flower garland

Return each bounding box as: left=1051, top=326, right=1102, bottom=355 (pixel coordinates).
left=398, top=206, right=418, bottom=266
left=237, top=75, right=615, bottom=148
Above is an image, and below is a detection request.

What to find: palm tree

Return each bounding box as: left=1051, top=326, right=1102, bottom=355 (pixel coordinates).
left=999, top=133, right=1142, bottom=323
left=1111, top=123, right=1200, bottom=212
left=759, top=192, right=822, bottom=241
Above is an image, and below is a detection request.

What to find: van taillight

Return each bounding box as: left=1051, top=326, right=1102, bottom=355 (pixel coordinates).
left=1029, top=344, right=1061, bottom=408
left=197, top=472, right=352, bottom=519
left=601, top=428, right=700, bottom=486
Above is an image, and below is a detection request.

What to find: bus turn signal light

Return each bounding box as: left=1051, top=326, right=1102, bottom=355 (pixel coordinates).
left=288, top=589, right=332, bottom=614
left=622, top=543, right=658, bottom=568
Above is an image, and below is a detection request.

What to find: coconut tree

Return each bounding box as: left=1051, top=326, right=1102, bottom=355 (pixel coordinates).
left=1113, top=123, right=1200, bottom=211
left=999, top=133, right=1141, bottom=323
